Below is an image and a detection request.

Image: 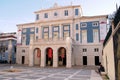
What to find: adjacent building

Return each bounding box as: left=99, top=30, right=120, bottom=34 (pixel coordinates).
left=103, top=6, right=120, bottom=80
left=0, top=32, right=17, bottom=63
left=16, top=4, right=107, bottom=68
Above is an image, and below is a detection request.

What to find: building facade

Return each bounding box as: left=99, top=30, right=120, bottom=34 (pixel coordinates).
left=0, top=32, right=16, bottom=63
left=103, top=6, right=120, bottom=80
left=16, top=4, right=107, bottom=68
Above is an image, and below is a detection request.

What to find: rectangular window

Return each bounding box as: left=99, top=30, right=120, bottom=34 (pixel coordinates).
left=54, top=12, right=58, bottom=16
left=43, top=27, right=49, bottom=40
left=36, top=36, right=38, bottom=40
left=76, top=24, right=79, bottom=30
left=30, top=34, right=35, bottom=41
left=22, top=50, right=25, bottom=53
left=92, top=22, right=99, bottom=27
left=22, top=28, right=26, bottom=33
left=76, top=33, right=79, bottom=41
left=43, top=33, right=49, bottom=40
left=64, top=10, right=68, bottom=16
left=3, top=53, right=5, bottom=57
left=75, top=9, right=79, bottom=16
left=94, top=48, right=99, bottom=52
left=36, top=14, right=39, bottom=20
left=53, top=32, right=59, bottom=39
left=93, top=29, right=99, bottom=42
left=30, top=28, right=35, bottom=32
left=83, top=48, right=87, bottom=52
left=81, top=23, right=87, bottom=27
left=81, top=30, right=87, bottom=43
left=44, top=13, right=48, bottom=18
left=63, top=25, right=70, bottom=39
left=64, top=31, right=69, bottom=38
left=53, top=26, right=59, bottom=39
left=36, top=28, right=38, bottom=33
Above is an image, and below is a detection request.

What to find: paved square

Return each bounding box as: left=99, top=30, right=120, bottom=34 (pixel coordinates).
left=0, top=65, right=102, bottom=80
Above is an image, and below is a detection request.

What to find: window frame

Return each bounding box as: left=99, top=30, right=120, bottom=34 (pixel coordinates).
left=44, top=13, right=48, bottom=18
left=30, top=28, right=35, bottom=32
left=36, top=28, right=38, bottom=33
left=54, top=12, right=58, bottom=16
left=75, top=8, right=79, bottom=16
left=36, top=14, right=39, bottom=20
left=92, top=22, right=99, bottom=27
left=64, top=10, right=68, bottom=16
left=81, top=23, right=87, bottom=27
left=76, top=24, right=79, bottom=30
left=83, top=48, right=87, bottom=52
left=63, top=25, right=70, bottom=39
left=53, top=26, right=59, bottom=39
left=94, top=48, right=99, bottom=52
left=76, top=33, right=79, bottom=41
left=22, top=28, right=26, bottom=33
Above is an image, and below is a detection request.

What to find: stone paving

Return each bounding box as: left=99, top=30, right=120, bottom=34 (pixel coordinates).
left=0, top=64, right=103, bottom=80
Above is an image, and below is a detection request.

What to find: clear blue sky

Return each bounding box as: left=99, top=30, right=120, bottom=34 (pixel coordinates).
left=0, top=0, right=120, bottom=33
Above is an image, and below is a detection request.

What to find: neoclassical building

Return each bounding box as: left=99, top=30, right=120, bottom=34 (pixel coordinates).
left=0, top=32, right=16, bottom=63
left=16, top=4, right=107, bottom=68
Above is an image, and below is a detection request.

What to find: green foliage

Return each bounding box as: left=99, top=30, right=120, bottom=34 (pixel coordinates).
left=114, top=6, right=120, bottom=27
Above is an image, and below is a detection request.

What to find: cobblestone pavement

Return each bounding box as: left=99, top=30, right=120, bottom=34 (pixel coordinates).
left=0, top=64, right=102, bottom=80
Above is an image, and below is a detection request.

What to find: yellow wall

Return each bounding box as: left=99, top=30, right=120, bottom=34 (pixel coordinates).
left=103, top=37, right=115, bottom=80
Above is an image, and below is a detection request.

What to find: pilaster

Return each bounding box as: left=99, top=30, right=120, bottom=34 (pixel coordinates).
left=49, top=25, right=52, bottom=39
left=70, top=23, right=73, bottom=39
left=53, top=49, right=58, bottom=67
left=41, top=48, right=46, bottom=67
left=39, top=25, right=42, bottom=39
left=29, top=45, right=33, bottom=66
left=66, top=37, right=72, bottom=68
left=59, top=24, right=63, bottom=39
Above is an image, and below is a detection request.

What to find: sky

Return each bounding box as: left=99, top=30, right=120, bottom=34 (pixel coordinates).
left=0, top=0, right=120, bottom=33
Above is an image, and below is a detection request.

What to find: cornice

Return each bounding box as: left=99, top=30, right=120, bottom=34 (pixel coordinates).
left=34, top=5, right=81, bottom=13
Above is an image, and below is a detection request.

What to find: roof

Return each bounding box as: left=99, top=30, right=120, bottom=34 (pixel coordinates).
left=0, top=35, right=17, bottom=39
left=16, top=22, right=35, bottom=26
left=80, top=15, right=108, bottom=19
left=34, top=5, right=81, bottom=13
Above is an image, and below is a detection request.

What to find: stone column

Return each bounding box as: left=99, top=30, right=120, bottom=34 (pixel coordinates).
left=59, top=24, right=63, bottom=39
left=66, top=37, right=72, bottom=68
left=53, top=49, right=58, bottom=67
left=41, top=48, right=46, bottom=67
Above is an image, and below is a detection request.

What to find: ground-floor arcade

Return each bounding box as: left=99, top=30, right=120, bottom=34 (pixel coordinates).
left=28, top=45, right=71, bottom=68
left=16, top=42, right=102, bottom=68
left=31, top=47, right=67, bottom=67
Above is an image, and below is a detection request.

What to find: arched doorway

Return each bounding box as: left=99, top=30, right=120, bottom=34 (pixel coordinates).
left=58, top=47, right=66, bottom=66
left=46, top=47, right=53, bottom=66
left=33, top=48, right=41, bottom=66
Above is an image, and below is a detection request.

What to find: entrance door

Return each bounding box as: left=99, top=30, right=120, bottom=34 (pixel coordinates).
left=83, top=56, right=87, bottom=65
left=95, top=56, right=99, bottom=65
left=46, top=48, right=53, bottom=66
left=58, top=47, right=66, bottom=66
left=22, top=56, right=25, bottom=64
